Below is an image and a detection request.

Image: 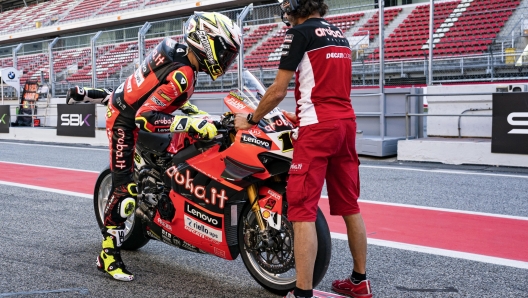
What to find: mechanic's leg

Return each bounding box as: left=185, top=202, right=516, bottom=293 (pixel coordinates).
left=343, top=213, right=367, bottom=274
left=292, top=221, right=318, bottom=290
left=327, top=119, right=372, bottom=297
left=287, top=124, right=333, bottom=294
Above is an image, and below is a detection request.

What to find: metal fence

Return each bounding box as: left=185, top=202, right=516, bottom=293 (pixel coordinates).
left=1, top=0, right=528, bottom=98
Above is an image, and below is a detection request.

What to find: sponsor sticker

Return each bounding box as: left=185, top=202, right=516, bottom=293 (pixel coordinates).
left=134, top=67, right=145, bottom=86
left=229, top=91, right=245, bottom=101
left=284, top=34, right=294, bottom=43
left=151, top=96, right=166, bottom=107
left=166, top=167, right=230, bottom=209
left=226, top=97, right=247, bottom=110
left=157, top=90, right=172, bottom=101
left=184, top=215, right=223, bottom=242
left=241, top=133, right=272, bottom=150
left=184, top=202, right=223, bottom=229
left=157, top=217, right=172, bottom=231
left=214, top=247, right=226, bottom=258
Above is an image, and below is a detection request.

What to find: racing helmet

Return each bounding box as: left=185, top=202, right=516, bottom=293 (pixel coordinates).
left=184, top=12, right=241, bottom=81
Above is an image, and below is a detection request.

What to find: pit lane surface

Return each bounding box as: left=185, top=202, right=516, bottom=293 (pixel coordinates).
left=0, top=140, right=527, bottom=297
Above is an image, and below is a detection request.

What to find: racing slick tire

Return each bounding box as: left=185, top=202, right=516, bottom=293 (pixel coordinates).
left=238, top=198, right=331, bottom=296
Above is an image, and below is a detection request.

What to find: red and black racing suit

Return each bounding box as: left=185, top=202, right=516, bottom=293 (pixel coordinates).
left=104, top=38, right=196, bottom=226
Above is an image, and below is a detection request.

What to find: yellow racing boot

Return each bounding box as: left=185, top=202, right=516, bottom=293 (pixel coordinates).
left=96, top=226, right=134, bottom=281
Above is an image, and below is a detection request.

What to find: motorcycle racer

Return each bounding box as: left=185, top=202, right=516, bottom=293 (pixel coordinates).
left=96, top=11, right=241, bottom=281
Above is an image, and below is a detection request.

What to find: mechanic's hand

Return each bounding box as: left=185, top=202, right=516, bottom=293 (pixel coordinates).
left=234, top=113, right=255, bottom=131
left=180, top=101, right=208, bottom=115
left=282, top=110, right=298, bottom=126
left=170, top=116, right=217, bottom=139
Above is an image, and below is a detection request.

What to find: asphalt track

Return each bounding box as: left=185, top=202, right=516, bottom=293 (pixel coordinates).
left=0, top=140, right=527, bottom=298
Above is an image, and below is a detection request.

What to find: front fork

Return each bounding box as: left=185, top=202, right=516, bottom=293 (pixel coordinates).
left=247, top=184, right=267, bottom=231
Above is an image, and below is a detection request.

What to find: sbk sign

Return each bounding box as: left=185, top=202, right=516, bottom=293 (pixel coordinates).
left=60, top=114, right=92, bottom=126
left=57, top=104, right=96, bottom=137
left=492, top=92, right=528, bottom=155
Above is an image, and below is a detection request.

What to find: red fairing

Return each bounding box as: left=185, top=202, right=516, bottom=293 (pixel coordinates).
left=166, top=132, right=196, bottom=154
left=223, top=92, right=254, bottom=114
left=163, top=190, right=235, bottom=260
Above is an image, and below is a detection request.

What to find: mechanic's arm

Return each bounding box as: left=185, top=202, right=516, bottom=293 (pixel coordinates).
left=234, top=69, right=294, bottom=131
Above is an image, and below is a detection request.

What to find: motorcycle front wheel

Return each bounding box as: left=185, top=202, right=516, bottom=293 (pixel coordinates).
left=93, top=167, right=150, bottom=250
left=238, top=200, right=332, bottom=296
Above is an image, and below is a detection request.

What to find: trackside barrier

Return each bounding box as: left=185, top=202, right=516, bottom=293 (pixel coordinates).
left=405, top=92, right=494, bottom=140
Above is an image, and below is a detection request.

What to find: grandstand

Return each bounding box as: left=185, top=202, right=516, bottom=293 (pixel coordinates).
left=0, top=0, right=527, bottom=95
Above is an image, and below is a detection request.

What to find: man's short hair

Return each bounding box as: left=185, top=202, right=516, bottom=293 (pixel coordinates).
left=291, top=0, right=328, bottom=19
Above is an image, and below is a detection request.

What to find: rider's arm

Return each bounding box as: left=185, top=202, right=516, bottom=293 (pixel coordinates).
left=135, top=66, right=196, bottom=133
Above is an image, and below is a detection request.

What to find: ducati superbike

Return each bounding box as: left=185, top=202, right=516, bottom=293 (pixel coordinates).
left=93, top=71, right=332, bottom=295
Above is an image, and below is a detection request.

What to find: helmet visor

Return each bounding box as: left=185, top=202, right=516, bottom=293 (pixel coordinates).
left=214, top=36, right=239, bottom=73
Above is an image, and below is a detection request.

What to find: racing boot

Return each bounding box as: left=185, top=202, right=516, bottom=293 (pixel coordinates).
left=96, top=225, right=134, bottom=281
left=96, top=183, right=137, bottom=281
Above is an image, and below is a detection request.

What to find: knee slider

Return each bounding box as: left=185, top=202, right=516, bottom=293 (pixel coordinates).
left=119, top=198, right=136, bottom=219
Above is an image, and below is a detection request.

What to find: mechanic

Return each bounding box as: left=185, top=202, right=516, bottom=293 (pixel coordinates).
left=233, top=1, right=372, bottom=297
left=88, top=12, right=241, bottom=282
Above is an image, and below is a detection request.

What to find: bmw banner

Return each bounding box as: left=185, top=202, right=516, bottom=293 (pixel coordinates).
left=492, top=92, right=528, bottom=155
left=0, top=105, right=9, bottom=133
left=57, top=104, right=96, bottom=137
left=0, top=67, right=21, bottom=98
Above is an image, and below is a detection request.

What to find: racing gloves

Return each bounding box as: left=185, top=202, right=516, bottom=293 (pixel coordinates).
left=66, top=86, right=112, bottom=105
left=179, top=101, right=208, bottom=115
left=170, top=116, right=217, bottom=140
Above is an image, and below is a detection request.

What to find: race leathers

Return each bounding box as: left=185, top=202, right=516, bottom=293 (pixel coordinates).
left=104, top=38, right=196, bottom=226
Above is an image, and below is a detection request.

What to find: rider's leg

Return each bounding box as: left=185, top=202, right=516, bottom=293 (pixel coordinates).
left=97, top=108, right=138, bottom=281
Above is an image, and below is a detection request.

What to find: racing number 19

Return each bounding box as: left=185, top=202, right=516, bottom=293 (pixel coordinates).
left=278, top=132, right=294, bottom=152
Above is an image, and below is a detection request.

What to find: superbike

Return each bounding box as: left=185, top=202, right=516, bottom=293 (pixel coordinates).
left=93, top=71, right=332, bottom=295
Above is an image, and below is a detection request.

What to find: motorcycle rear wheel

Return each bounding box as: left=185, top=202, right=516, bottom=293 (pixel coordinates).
left=238, top=201, right=332, bottom=296
left=93, top=167, right=150, bottom=250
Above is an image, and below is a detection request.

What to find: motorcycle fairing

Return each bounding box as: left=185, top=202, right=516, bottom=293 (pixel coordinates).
left=258, top=186, right=283, bottom=230
left=221, top=156, right=265, bottom=182
left=166, top=132, right=196, bottom=154
left=149, top=212, right=208, bottom=254
left=157, top=190, right=239, bottom=260
left=167, top=161, right=239, bottom=214
left=186, top=137, right=272, bottom=187
left=223, top=92, right=254, bottom=114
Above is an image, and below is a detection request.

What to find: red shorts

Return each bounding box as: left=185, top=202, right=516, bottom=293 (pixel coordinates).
left=286, top=118, right=360, bottom=222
